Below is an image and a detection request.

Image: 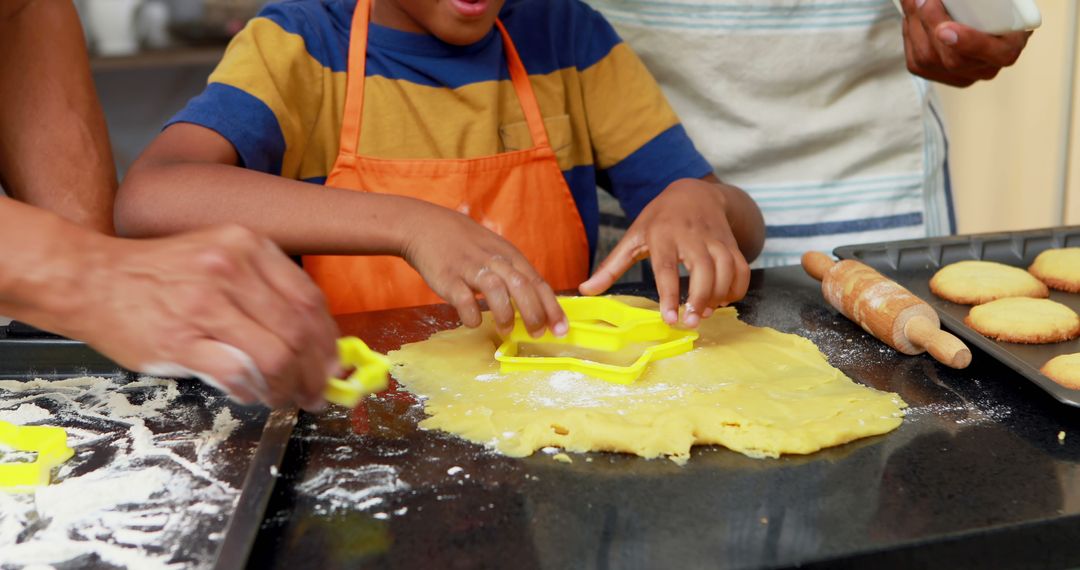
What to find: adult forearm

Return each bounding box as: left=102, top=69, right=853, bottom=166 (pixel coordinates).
left=117, top=161, right=425, bottom=256
left=0, top=0, right=117, bottom=234
left=0, top=197, right=103, bottom=330
left=0, top=195, right=341, bottom=410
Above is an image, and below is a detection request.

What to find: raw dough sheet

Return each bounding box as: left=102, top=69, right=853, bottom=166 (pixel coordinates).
left=390, top=296, right=906, bottom=463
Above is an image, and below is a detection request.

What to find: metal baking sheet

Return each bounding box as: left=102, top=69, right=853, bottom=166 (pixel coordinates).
left=834, top=225, right=1080, bottom=407
left=0, top=321, right=126, bottom=379
left=0, top=323, right=277, bottom=568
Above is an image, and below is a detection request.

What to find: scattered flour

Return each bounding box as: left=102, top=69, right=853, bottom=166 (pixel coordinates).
left=196, top=408, right=240, bottom=464
left=522, top=370, right=686, bottom=409
left=547, top=370, right=588, bottom=392
left=296, top=464, right=409, bottom=515
left=0, top=376, right=246, bottom=569
left=0, top=403, right=51, bottom=425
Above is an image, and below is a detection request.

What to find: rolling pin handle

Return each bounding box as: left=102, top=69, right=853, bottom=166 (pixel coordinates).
left=903, top=316, right=972, bottom=369
left=801, top=251, right=837, bottom=282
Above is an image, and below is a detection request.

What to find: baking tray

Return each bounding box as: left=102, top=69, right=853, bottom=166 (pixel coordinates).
left=0, top=321, right=126, bottom=379
left=0, top=321, right=282, bottom=568
left=834, top=225, right=1080, bottom=407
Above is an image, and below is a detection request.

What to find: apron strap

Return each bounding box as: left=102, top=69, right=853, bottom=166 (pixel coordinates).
left=340, top=0, right=552, bottom=157
left=340, top=0, right=373, bottom=158
left=494, top=19, right=552, bottom=151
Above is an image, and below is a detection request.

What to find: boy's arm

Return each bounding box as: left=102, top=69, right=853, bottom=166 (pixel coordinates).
left=119, top=124, right=417, bottom=256
left=570, top=4, right=764, bottom=323
left=0, top=0, right=117, bottom=234
left=581, top=175, right=764, bottom=327
left=117, top=124, right=567, bottom=337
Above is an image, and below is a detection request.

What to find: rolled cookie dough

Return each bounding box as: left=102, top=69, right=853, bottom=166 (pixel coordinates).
left=389, top=297, right=906, bottom=463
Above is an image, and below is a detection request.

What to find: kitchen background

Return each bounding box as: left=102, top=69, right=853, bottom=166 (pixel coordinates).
left=81, top=0, right=1079, bottom=234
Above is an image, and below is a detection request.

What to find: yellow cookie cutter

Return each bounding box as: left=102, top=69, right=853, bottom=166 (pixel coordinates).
left=324, top=337, right=391, bottom=408
left=495, top=297, right=698, bottom=385
left=0, top=420, right=74, bottom=492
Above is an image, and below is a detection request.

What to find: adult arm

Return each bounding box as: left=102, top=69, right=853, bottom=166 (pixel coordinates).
left=0, top=0, right=117, bottom=233
left=0, top=196, right=339, bottom=410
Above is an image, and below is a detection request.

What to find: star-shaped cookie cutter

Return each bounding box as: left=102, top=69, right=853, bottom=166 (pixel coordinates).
left=495, top=297, right=698, bottom=385
left=0, top=420, right=74, bottom=492
left=324, top=337, right=391, bottom=408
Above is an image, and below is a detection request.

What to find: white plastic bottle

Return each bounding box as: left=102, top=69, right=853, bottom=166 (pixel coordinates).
left=891, top=0, right=1042, bottom=34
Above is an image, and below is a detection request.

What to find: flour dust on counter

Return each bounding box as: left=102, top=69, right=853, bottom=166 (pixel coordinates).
left=390, top=296, right=908, bottom=464
left=0, top=375, right=249, bottom=569
left=282, top=404, right=414, bottom=520
left=295, top=464, right=410, bottom=516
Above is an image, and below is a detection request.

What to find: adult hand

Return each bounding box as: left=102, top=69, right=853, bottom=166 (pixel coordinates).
left=401, top=205, right=567, bottom=339
left=900, top=0, right=1031, bottom=87
left=64, top=225, right=339, bottom=410
left=579, top=178, right=750, bottom=328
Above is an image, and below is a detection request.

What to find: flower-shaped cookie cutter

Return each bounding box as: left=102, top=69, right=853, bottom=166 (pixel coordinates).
left=324, top=337, right=391, bottom=408
left=0, top=420, right=74, bottom=492
left=495, top=297, right=699, bottom=385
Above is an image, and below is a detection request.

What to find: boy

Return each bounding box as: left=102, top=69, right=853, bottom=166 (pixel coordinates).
left=116, top=0, right=765, bottom=337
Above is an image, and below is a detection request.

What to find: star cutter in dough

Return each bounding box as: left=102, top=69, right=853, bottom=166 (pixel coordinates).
left=325, top=337, right=391, bottom=408
left=0, top=420, right=74, bottom=492
left=495, top=297, right=699, bottom=385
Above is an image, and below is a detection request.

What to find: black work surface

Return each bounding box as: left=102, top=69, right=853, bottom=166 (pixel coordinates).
left=835, top=226, right=1080, bottom=407
left=251, top=266, right=1080, bottom=570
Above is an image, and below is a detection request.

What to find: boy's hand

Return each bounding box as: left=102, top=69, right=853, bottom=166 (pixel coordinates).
left=401, top=207, right=568, bottom=338
left=900, top=0, right=1030, bottom=87
left=579, top=178, right=751, bottom=328
left=62, top=225, right=340, bottom=411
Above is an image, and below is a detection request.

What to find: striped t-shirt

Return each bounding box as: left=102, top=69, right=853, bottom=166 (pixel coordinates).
left=168, top=0, right=713, bottom=257
left=589, top=0, right=955, bottom=267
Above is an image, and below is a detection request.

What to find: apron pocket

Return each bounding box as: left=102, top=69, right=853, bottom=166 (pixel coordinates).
left=499, top=114, right=574, bottom=167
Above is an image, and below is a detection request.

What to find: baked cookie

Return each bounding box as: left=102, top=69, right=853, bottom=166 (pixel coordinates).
left=965, top=297, right=1080, bottom=344
left=1041, top=353, right=1080, bottom=390
left=930, top=260, right=1049, bottom=305
left=1028, top=248, right=1080, bottom=293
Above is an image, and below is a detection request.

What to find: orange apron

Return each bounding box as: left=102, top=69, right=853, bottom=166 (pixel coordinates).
left=303, top=0, right=590, bottom=315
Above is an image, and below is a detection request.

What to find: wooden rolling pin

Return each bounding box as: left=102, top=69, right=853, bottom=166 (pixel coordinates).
left=801, top=251, right=971, bottom=369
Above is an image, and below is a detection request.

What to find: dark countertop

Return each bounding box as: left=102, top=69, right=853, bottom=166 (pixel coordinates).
left=250, top=266, right=1080, bottom=570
